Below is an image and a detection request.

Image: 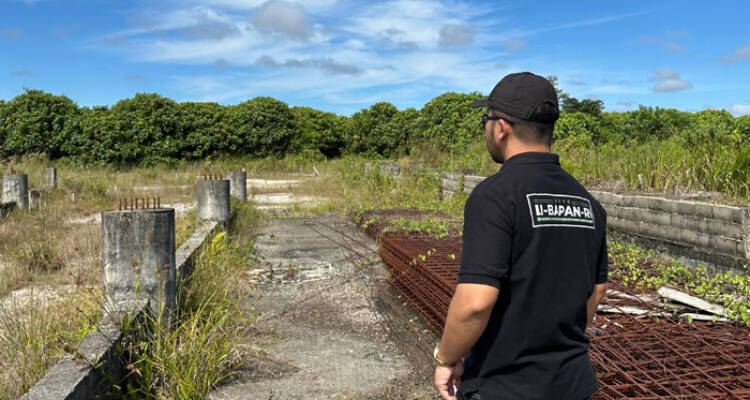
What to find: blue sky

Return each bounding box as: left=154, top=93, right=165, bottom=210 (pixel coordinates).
left=1, top=0, right=750, bottom=116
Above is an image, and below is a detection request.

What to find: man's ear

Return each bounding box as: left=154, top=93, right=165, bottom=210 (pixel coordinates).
left=494, top=119, right=509, bottom=142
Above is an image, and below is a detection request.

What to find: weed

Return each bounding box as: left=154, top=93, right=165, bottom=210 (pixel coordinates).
left=0, top=287, right=100, bottom=400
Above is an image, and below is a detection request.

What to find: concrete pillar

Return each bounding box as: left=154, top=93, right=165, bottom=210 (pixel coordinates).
left=45, top=167, right=57, bottom=189
left=226, top=171, right=247, bottom=202
left=197, top=179, right=230, bottom=222
left=2, top=173, right=28, bottom=209
left=102, top=208, right=176, bottom=320
left=742, top=208, right=750, bottom=261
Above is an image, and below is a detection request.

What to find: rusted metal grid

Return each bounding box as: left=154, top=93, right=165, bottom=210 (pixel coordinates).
left=376, top=232, right=750, bottom=399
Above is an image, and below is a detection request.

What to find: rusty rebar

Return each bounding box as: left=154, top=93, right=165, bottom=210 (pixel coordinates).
left=359, top=208, right=750, bottom=399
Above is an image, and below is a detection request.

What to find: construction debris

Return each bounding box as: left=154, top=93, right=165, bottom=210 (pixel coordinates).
left=658, top=286, right=729, bottom=317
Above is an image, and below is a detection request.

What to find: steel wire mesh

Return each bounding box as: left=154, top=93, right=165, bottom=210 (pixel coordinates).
left=367, top=215, right=750, bottom=399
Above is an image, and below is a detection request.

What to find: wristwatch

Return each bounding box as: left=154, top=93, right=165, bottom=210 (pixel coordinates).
left=433, top=345, right=456, bottom=368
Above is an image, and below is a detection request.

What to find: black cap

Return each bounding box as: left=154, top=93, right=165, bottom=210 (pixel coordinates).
left=471, top=72, right=559, bottom=123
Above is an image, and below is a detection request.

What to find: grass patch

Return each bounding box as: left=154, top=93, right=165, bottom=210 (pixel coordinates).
left=0, top=286, right=100, bottom=400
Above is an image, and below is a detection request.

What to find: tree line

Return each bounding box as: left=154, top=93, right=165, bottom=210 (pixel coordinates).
left=0, top=87, right=748, bottom=165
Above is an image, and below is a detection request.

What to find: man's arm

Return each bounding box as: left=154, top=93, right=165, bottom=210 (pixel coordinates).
left=437, top=283, right=499, bottom=364
left=586, top=283, right=608, bottom=324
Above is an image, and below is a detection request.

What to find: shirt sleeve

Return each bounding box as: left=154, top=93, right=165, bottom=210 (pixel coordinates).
left=595, top=214, right=609, bottom=284
left=458, top=190, right=513, bottom=289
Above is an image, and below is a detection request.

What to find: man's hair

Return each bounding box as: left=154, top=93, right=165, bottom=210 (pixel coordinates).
left=489, top=108, right=554, bottom=146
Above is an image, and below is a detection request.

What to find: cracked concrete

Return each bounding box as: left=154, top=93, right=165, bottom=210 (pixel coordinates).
left=209, top=215, right=436, bottom=400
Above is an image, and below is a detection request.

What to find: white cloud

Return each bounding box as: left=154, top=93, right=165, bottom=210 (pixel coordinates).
left=343, top=0, right=481, bottom=49
left=252, top=0, right=313, bottom=41
left=503, top=37, right=528, bottom=51
left=438, top=24, right=474, bottom=48
left=192, top=0, right=337, bottom=11
left=649, top=69, right=693, bottom=92
left=720, top=45, right=750, bottom=63
left=636, top=34, right=687, bottom=53
left=727, top=103, right=750, bottom=116
left=0, top=28, right=22, bottom=37
left=254, top=55, right=364, bottom=75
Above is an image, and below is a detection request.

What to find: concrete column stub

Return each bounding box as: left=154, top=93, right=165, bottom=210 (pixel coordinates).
left=197, top=179, right=231, bottom=222
left=742, top=207, right=750, bottom=261
left=2, top=173, right=29, bottom=209
left=226, top=171, right=247, bottom=202
left=101, top=208, right=176, bottom=320
left=45, top=167, right=57, bottom=189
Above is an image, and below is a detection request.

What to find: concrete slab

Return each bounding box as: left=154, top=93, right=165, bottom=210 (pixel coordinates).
left=210, top=215, right=436, bottom=400
left=251, top=193, right=325, bottom=211
left=247, top=179, right=304, bottom=190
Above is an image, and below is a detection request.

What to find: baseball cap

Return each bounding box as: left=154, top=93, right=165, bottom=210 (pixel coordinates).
left=470, top=72, right=559, bottom=123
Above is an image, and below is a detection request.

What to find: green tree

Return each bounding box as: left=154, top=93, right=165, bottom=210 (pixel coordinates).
left=226, top=97, right=295, bottom=157
left=1, top=89, right=81, bottom=158
left=415, top=92, right=484, bottom=150
left=345, top=102, right=403, bottom=157
left=290, top=106, right=345, bottom=158
left=102, top=93, right=181, bottom=164
left=561, top=97, right=604, bottom=116
left=77, top=105, right=113, bottom=163
left=177, top=102, right=231, bottom=159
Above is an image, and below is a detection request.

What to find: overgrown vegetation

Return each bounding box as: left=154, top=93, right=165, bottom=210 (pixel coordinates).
left=608, top=237, right=750, bottom=326
left=0, top=287, right=100, bottom=400
left=2, top=88, right=748, bottom=201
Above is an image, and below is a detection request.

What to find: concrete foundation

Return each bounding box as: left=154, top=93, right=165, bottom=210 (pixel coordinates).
left=226, top=171, right=247, bottom=202
left=101, top=208, right=176, bottom=319
left=197, top=179, right=231, bottom=222
left=2, top=173, right=28, bottom=209
left=45, top=167, right=57, bottom=189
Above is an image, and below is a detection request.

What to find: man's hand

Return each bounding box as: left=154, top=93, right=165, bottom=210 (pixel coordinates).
left=435, top=360, right=465, bottom=400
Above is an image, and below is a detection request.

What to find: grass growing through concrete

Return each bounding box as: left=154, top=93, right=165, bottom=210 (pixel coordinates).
left=116, top=201, right=260, bottom=399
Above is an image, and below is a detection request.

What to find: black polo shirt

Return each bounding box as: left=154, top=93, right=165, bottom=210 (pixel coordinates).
left=457, top=152, right=607, bottom=400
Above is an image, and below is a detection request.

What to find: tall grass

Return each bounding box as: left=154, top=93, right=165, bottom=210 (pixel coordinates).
left=0, top=287, right=100, bottom=400
left=116, top=202, right=260, bottom=399
left=554, top=135, right=750, bottom=203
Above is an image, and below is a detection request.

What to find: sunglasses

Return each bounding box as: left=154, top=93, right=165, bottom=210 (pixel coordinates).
left=482, top=114, right=513, bottom=129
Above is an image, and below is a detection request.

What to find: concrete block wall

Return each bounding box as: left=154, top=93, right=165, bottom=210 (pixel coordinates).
left=462, top=175, right=484, bottom=195
left=441, top=172, right=462, bottom=199
left=379, top=160, right=402, bottom=176
left=591, top=191, right=749, bottom=273
left=435, top=171, right=748, bottom=273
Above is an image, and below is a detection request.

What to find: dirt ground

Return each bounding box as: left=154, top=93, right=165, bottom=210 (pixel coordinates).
left=209, top=214, right=440, bottom=400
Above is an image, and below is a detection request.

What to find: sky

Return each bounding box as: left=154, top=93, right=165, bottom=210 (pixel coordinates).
left=1, top=0, right=750, bottom=116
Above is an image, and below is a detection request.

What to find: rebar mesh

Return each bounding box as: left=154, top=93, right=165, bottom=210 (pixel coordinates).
left=372, top=227, right=750, bottom=399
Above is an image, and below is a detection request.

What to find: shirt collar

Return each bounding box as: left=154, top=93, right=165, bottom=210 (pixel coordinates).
left=503, top=151, right=560, bottom=166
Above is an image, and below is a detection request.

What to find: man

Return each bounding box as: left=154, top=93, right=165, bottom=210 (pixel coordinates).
left=433, top=72, right=609, bottom=400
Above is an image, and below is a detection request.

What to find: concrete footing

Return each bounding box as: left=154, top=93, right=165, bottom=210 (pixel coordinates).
left=2, top=173, right=29, bottom=209
left=226, top=171, right=247, bottom=202
left=101, top=208, right=176, bottom=320
left=46, top=167, right=57, bottom=189
left=197, top=179, right=231, bottom=221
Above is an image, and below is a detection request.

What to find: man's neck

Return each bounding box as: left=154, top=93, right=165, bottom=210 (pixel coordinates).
left=504, top=143, right=551, bottom=161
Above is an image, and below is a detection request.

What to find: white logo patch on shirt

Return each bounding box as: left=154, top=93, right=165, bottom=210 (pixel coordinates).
left=526, top=193, right=595, bottom=229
